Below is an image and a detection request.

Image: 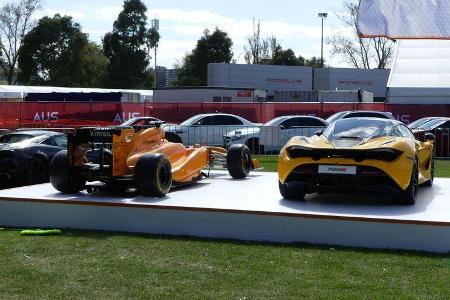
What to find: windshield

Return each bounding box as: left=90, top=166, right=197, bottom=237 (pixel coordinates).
left=326, top=112, right=346, bottom=124
left=0, top=134, right=34, bottom=143
left=264, top=116, right=288, bottom=126
left=180, top=115, right=202, bottom=126
left=416, top=119, right=446, bottom=130
left=408, top=118, right=437, bottom=129
left=323, top=118, right=391, bottom=140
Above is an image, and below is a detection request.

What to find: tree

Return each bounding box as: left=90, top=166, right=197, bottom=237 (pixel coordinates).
left=176, top=28, right=233, bottom=86
left=305, top=56, right=325, bottom=68
left=269, top=48, right=299, bottom=66
left=103, top=0, right=152, bottom=89
left=327, top=1, right=394, bottom=69
left=79, top=42, right=109, bottom=87
left=244, top=19, right=269, bottom=64
left=0, top=0, right=42, bottom=85
left=17, top=14, right=93, bottom=86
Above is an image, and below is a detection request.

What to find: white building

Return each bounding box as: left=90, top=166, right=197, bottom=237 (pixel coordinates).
left=314, top=68, right=389, bottom=101
left=208, top=63, right=313, bottom=97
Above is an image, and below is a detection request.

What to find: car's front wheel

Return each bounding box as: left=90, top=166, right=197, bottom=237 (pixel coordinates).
left=279, top=181, right=305, bottom=200
left=135, top=153, right=172, bottom=197
left=227, top=144, right=252, bottom=179
left=423, top=150, right=435, bottom=187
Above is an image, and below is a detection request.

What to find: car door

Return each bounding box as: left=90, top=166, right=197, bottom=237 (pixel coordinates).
left=186, top=115, right=215, bottom=146
left=213, top=115, right=244, bottom=146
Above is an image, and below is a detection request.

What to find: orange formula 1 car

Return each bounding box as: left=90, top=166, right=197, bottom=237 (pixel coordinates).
left=49, top=122, right=257, bottom=197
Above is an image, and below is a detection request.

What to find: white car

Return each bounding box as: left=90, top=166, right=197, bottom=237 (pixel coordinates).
left=224, top=115, right=328, bottom=153
left=164, top=113, right=261, bottom=146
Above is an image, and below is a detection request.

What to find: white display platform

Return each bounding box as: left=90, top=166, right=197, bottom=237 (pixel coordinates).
left=1, top=171, right=450, bottom=253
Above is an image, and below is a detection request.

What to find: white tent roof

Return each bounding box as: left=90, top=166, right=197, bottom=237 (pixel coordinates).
left=388, top=40, right=450, bottom=103
left=0, top=85, right=153, bottom=96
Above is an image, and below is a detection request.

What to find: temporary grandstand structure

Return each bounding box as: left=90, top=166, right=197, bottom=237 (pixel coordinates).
left=387, top=40, right=450, bottom=104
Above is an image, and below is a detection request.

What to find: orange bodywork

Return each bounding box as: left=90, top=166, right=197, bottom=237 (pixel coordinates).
left=110, top=126, right=210, bottom=183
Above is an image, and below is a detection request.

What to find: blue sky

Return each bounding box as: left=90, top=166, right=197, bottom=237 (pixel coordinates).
left=28, top=0, right=351, bottom=68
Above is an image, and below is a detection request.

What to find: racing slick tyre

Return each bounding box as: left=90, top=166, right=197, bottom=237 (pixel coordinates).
left=396, top=159, right=418, bottom=205
left=27, top=157, right=49, bottom=184
left=423, top=151, right=435, bottom=187
left=279, top=181, right=305, bottom=200
left=50, top=150, right=86, bottom=193
left=227, top=144, right=252, bottom=179
left=135, top=153, right=172, bottom=197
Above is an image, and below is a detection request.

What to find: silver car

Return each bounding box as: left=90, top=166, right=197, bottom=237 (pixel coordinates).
left=224, top=115, right=328, bottom=154
left=164, top=113, right=261, bottom=146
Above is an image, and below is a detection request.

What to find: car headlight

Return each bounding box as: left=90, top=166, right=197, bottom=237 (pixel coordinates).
left=230, top=135, right=244, bottom=141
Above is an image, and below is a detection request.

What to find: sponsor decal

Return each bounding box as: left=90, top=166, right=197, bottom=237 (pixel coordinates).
left=266, top=78, right=304, bottom=84
left=143, top=139, right=159, bottom=145
left=33, top=112, right=59, bottom=121
left=90, top=129, right=112, bottom=137
left=237, top=90, right=252, bottom=97
left=113, top=112, right=140, bottom=123
left=338, top=80, right=373, bottom=85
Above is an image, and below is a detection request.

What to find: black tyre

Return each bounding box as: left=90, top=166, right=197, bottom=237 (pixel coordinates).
left=50, top=150, right=86, bottom=193
left=227, top=144, right=252, bottom=179
left=279, top=181, right=305, bottom=200
left=245, top=138, right=261, bottom=154
left=135, top=153, right=172, bottom=197
left=396, top=159, right=418, bottom=205
left=165, top=132, right=182, bottom=143
left=423, top=150, right=435, bottom=187
left=27, top=157, right=49, bottom=184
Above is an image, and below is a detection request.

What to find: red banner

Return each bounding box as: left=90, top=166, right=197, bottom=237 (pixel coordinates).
left=1, top=101, right=449, bottom=130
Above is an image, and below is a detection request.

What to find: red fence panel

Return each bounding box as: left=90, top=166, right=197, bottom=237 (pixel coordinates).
left=1, top=101, right=450, bottom=130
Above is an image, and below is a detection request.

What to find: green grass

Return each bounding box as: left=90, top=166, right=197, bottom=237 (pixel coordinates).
left=256, top=155, right=450, bottom=177
left=1, top=157, right=449, bottom=298
left=0, top=229, right=449, bottom=299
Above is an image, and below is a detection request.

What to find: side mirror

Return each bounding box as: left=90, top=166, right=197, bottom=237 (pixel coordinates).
left=315, top=130, right=323, bottom=136
left=424, top=132, right=435, bottom=142
left=280, top=125, right=286, bottom=130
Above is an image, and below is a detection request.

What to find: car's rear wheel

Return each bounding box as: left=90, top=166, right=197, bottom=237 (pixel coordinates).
left=50, top=150, right=86, bottom=193
left=423, top=150, right=435, bottom=187
left=135, top=153, right=172, bottom=197
left=27, top=157, right=49, bottom=184
left=227, top=144, right=252, bottom=179
left=279, top=181, right=305, bottom=200
left=396, top=159, right=418, bottom=205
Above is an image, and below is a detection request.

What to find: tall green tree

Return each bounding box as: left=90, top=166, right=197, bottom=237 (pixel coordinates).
left=103, top=0, right=152, bottom=89
left=17, top=14, right=94, bottom=86
left=79, top=42, right=109, bottom=87
left=176, top=28, right=233, bottom=86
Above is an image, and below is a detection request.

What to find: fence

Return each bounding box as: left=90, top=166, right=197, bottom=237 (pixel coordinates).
left=1, top=102, right=450, bottom=129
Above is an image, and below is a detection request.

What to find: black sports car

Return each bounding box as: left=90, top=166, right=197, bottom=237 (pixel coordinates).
left=0, top=130, right=67, bottom=185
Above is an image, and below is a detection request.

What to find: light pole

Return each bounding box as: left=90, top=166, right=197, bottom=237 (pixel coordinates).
left=318, top=12, right=328, bottom=68
left=151, top=19, right=159, bottom=89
